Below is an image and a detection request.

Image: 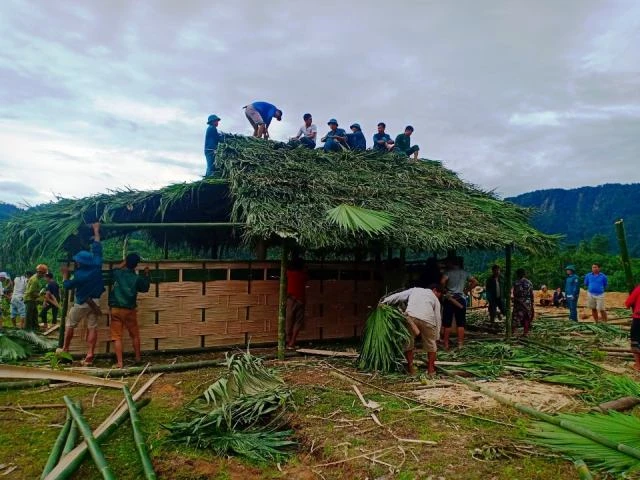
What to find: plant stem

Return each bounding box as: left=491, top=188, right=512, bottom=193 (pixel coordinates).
left=122, top=386, right=157, bottom=480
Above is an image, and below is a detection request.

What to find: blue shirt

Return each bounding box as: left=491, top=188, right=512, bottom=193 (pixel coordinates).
left=347, top=131, right=366, bottom=150
left=204, top=125, right=221, bottom=152
left=373, top=132, right=392, bottom=151
left=251, top=101, right=278, bottom=127
left=323, top=128, right=347, bottom=141
left=46, top=281, right=60, bottom=301
left=565, top=273, right=580, bottom=298
left=63, top=242, right=105, bottom=304
left=584, top=272, right=608, bottom=295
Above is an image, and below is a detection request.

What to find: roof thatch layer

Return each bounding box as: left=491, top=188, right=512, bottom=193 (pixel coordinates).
left=0, top=136, right=558, bottom=260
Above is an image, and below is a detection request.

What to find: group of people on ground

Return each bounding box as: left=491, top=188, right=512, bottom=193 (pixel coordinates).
left=203, top=101, right=421, bottom=176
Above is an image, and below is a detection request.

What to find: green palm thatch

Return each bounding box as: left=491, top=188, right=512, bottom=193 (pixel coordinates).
left=326, top=204, right=394, bottom=236
left=358, top=305, right=412, bottom=373
left=530, top=411, right=640, bottom=475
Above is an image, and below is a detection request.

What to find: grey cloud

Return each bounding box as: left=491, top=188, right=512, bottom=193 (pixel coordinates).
left=0, top=180, right=38, bottom=197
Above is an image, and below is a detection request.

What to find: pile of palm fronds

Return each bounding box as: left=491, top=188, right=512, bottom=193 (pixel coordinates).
left=0, top=329, right=57, bottom=362
left=465, top=309, right=504, bottom=334
left=529, top=411, right=640, bottom=476
left=532, top=318, right=627, bottom=342
left=164, top=351, right=295, bottom=463
left=358, top=305, right=412, bottom=373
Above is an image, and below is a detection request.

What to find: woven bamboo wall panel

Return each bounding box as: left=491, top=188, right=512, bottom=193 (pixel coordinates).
left=159, top=282, right=203, bottom=296
left=206, top=281, right=248, bottom=295
left=249, top=281, right=279, bottom=295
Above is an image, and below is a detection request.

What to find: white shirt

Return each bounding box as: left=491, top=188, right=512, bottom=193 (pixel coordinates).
left=13, top=275, right=27, bottom=297
left=383, top=288, right=442, bottom=330
left=297, top=124, right=317, bottom=140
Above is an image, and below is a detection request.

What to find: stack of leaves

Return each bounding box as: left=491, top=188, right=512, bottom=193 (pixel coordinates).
left=358, top=305, right=411, bottom=373
left=0, top=329, right=57, bottom=363
left=529, top=411, right=640, bottom=476
left=164, top=351, right=295, bottom=463
left=532, top=318, right=627, bottom=342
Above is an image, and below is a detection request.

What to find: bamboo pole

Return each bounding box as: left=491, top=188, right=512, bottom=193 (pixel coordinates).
left=99, top=222, right=245, bottom=229
left=615, top=220, right=635, bottom=293
left=122, top=386, right=156, bottom=480
left=439, top=368, right=640, bottom=463
left=504, top=244, right=513, bottom=339
left=277, top=245, right=289, bottom=360
left=59, top=262, right=71, bottom=349
left=0, top=379, right=50, bottom=390
left=40, top=411, right=73, bottom=479
left=574, top=460, right=593, bottom=480
left=63, top=397, right=116, bottom=480
left=62, top=402, right=82, bottom=457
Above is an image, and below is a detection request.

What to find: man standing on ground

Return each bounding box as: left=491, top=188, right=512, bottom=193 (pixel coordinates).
left=372, top=122, right=394, bottom=152
left=24, top=265, right=48, bottom=330
left=291, top=113, right=317, bottom=149
left=565, top=265, right=580, bottom=321
left=624, top=284, right=640, bottom=371
left=10, top=271, right=28, bottom=328
left=321, top=119, right=348, bottom=152
left=244, top=101, right=282, bottom=139
left=443, top=257, right=477, bottom=350
left=60, top=223, right=105, bottom=366
left=40, top=273, right=60, bottom=328
left=204, top=114, right=222, bottom=177
left=394, top=126, right=420, bottom=159
left=346, top=123, right=366, bottom=150
left=513, top=268, right=535, bottom=336
left=285, top=257, right=308, bottom=349
left=381, top=284, right=443, bottom=375
left=584, top=263, right=608, bottom=323
left=109, top=253, right=150, bottom=368
left=485, top=265, right=505, bottom=322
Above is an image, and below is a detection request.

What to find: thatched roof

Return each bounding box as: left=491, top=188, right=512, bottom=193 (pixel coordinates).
left=0, top=136, right=557, bottom=259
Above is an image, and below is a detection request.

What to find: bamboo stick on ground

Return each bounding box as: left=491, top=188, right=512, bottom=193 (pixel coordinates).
left=0, top=365, right=123, bottom=388
left=122, top=386, right=157, bottom=480
left=63, top=397, right=116, bottom=480
left=40, top=410, right=72, bottom=479
left=0, top=403, right=65, bottom=410
left=62, top=402, right=82, bottom=457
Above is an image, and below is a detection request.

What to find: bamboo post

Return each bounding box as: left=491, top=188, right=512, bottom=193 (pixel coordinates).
left=58, top=261, right=71, bottom=349
left=123, top=386, right=157, bottom=479
left=40, top=410, right=73, bottom=479
left=63, top=397, right=116, bottom=480
left=277, top=245, right=289, bottom=360
left=615, top=219, right=635, bottom=293
left=504, top=244, right=513, bottom=339
left=62, top=401, right=82, bottom=456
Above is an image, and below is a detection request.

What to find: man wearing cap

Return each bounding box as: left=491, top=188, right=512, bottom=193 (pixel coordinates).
left=565, top=265, right=580, bottom=321
left=10, top=271, right=29, bottom=328
left=291, top=113, right=317, bottom=149
left=244, top=101, right=283, bottom=139
left=373, top=122, right=395, bottom=152
left=60, top=223, right=105, bottom=365
left=24, top=264, right=48, bottom=330
left=346, top=123, right=366, bottom=151
left=109, top=253, right=151, bottom=368
left=204, top=114, right=222, bottom=177
left=394, top=126, right=420, bottom=159
left=321, top=119, right=348, bottom=152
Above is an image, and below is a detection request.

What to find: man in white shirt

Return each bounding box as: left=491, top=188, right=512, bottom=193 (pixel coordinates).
left=382, top=284, right=443, bottom=375
left=291, top=113, right=317, bottom=149
left=10, top=271, right=29, bottom=328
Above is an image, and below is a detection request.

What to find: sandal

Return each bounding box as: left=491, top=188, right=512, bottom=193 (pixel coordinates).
left=81, top=356, right=94, bottom=367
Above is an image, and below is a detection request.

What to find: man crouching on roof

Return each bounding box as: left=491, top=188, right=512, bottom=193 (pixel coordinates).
left=381, top=284, right=443, bottom=376
left=60, top=222, right=105, bottom=366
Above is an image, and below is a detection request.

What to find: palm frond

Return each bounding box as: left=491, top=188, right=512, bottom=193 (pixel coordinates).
left=0, top=334, right=28, bottom=362
left=4, top=329, right=57, bottom=352
left=326, top=204, right=394, bottom=236
left=358, top=305, right=411, bottom=373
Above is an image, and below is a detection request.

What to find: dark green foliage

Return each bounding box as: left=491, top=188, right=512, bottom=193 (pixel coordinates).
left=0, top=334, right=28, bottom=362
left=358, top=305, right=411, bottom=373
left=0, top=329, right=56, bottom=363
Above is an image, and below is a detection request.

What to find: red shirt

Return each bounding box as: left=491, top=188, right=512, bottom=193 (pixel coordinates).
left=625, top=285, right=640, bottom=319
left=287, top=269, right=307, bottom=302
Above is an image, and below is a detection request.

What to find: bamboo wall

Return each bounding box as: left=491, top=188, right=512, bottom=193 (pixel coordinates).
left=66, top=261, right=383, bottom=354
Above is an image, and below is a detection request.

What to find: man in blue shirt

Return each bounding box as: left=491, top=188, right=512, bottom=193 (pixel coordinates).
left=564, top=264, right=580, bottom=321
left=244, top=101, right=283, bottom=139
left=60, top=222, right=106, bottom=366
left=346, top=123, right=366, bottom=151
left=321, top=119, right=348, bottom=152
left=204, top=114, right=222, bottom=177
left=373, top=122, right=395, bottom=152
left=584, top=263, right=608, bottom=322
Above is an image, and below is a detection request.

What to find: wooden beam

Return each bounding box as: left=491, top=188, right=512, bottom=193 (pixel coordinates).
left=504, top=244, right=513, bottom=339
left=99, top=222, right=245, bottom=229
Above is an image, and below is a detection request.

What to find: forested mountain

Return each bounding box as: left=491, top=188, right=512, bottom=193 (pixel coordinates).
left=508, top=184, right=640, bottom=256
left=0, top=202, right=19, bottom=221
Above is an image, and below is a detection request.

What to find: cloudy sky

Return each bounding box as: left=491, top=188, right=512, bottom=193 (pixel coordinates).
left=1, top=0, right=639, bottom=206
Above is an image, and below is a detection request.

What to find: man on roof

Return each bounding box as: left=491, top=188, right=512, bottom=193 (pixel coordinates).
left=290, top=113, right=317, bottom=149
left=60, top=222, right=105, bottom=366
left=346, top=123, right=367, bottom=151
left=244, top=101, right=283, bottom=139
left=204, top=114, right=222, bottom=177
left=373, top=122, right=394, bottom=152
left=321, top=119, right=348, bottom=152
left=394, top=125, right=420, bottom=159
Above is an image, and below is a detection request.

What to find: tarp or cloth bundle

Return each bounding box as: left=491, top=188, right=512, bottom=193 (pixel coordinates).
left=164, top=351, right=295, bottom=463
left=358, top=305, right=411, bottom=373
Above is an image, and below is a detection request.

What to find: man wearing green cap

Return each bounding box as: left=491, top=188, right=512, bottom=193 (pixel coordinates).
left=321, top=119, right=348, bottom=152
left=346, top=123, right=366, bottom=150
left=204, top=114, right=222, bottom=177
left=564, top=265, right=580, bottom=321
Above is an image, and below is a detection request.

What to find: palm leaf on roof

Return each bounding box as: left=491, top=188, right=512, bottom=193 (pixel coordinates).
left=0, top=136, right=558, bottom=260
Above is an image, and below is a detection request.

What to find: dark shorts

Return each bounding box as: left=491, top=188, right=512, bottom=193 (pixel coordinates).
left=443, top=294, right=466, bottom=328
left=286, top=296, right=304, bottom=328
left=631, top=318, right=640, bottom=352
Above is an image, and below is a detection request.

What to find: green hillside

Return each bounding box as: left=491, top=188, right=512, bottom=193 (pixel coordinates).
left=0, top=202, right=19, bottom=221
